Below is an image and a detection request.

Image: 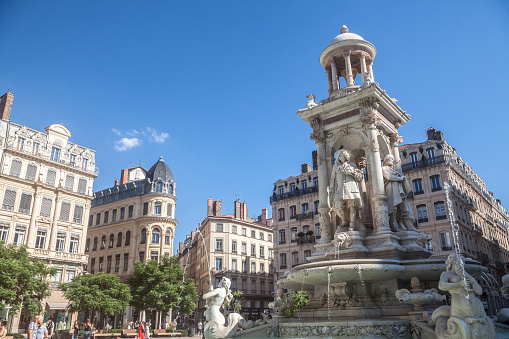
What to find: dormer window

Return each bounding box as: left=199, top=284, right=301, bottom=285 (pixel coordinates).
left=51, top=146, right=60, bottom=162
left=290, top=183, right=296, bottom=192
left=155, top=181, right=163, bottom=193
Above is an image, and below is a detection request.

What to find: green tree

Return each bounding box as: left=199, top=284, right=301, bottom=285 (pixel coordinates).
left=59, top=272, right=131, bottom=323
left=226, top=290, right=244, bottom=313
left=127, top=256, right=198, bottom=319
left=0, top=242, right=56, bottom=315
left=284, top=290, right=309, bottom=317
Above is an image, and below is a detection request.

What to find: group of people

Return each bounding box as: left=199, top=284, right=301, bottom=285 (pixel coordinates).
left=26, top=315, right=53, bottom=339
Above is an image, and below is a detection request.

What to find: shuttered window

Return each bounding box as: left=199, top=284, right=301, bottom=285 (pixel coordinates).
left=73, top=204, right=84, bottom=224
left=18, top=193, right=32, bottom=214
left=9, top=159, right=22, bottom=177
left=77, top=178, right=87, bottom=194
left=64, top=175, right=74, bottom=191
left=59, top=201, right=71, bottom=221
left=40, top=197, right=52, bottom=217
left=25, top=164, right=37, bottom=181
left=46, top=169, right=57, bottom=186
left=2, top=189, right=17, bottom=211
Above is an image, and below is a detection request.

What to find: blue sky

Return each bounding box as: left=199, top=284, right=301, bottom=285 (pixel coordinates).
left=1, top=1, right=508, bottom=247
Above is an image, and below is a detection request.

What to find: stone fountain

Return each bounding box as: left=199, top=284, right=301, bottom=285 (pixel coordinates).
left=202, top=25, right=495, bottom=339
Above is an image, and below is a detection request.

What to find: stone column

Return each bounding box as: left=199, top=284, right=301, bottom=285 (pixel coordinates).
left=330, top=59, right=339, bottom=91
left=367, top=60, right=375, bottom=82
left=326, top=67, right=333, bottom=96
left=48, top=194, right=62, bottom=250
left=343, top=51, right=354, bottom=87
left=390, top=132, right=403, bottom=172
left=360, top=52, right=368, bottom=84
left=26, top=189, right=42, bottom=247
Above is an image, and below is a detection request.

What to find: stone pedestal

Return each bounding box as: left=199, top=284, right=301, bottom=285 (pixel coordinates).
left=396, top=231, right=433, bottom=259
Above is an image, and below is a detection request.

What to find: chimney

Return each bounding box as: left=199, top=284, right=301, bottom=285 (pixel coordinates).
left=426, top=127, right=444, bottom=141
left=213, top=199, right=222, bottom=216
left=114, top=178, right=118, bottom=186
left=242, top=202, right=248, bottom=221
left=207, top=198, right=213, bottom=216
left=260, top=208, right=267, bottom=225
left=234, top=200, right=241, bottom=219
left=179, top=242, right=183, bottom=250
left=191, top=231, right=196, bottom=240
left=120, top=169, right=129, bottom=185
left=301, top=163, right=311, bottom=174
left=312, top=150, right=317, bottom=170
left=0, top=90, right=14, bottom=121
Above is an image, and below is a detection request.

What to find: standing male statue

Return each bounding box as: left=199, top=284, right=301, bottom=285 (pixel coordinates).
left=382, top=154, right=418, bottom=232
left=329, top=149, right=364, bottom=232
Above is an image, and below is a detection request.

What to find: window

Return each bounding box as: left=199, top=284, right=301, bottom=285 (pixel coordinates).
left=165, top=230, right=171, bottom=245
left=260, top=263, right=265, bottom=273
left=59, top=201, right=71, bottom=221
left=232, top=259, right=237, bottom=270
left=85, top=238, right=90, bottom=252
left=431, top=175, right=441, bottom=192
left=301, top=181, right=307, bottom=189
left=216, top=223, right=223, bottom=232
left=12, top=225, right=26, bottom=245
left=278, top=208, right=285, bottom=221
left=117, top=232, right=123, bottom=247
left=251, top=262, right=256, bottom=274
left=166, top=204, right=172, bottom=217
left=33, top=142, right=40, bottom=155
left=268, top=247, right=273, bottom=259
left=251, top=244, right=256, bottom=257
left=259, top=232, right=264, bottom=240
left=40, top=197, right=52, bottom=217
left=155, top=181, right=163, bottom=193
left=242, top=279, right=247, bottom=292
left=2, top=189, right=16, bottom=211
left=90, top=258, right=95, bottom=274
left=98, top=257, right=104, bottom=272
left=143, top=202, right=148, bottom=215
left=314, top=201, right=319, bottom=213
left=106, top=256, right=112, bottom=273
left=241, top=242, right=247, bottom=255
left=150, top=251, right=158, bottom=261
left=279, top=230, right=286, bottom=244
left=303, top=225, right=310, bottom=233
left=125, top=231, right=131, bottom=246
left=73, top=205, right=84, bottom=224
left=426, top=148, right=435, bottom=161
left=304, top=250, right=312, bottom=263
left=280, top=253, right=287, bottom=268
left=119, top=206, right=125, bottom=219
left=82, top=158, right=88, bottom=171
left=16, top=137, right=25, bottom=151
left=290, top=205, right=296, bottom=217
left=0, top=224, right=9, bottom=242
left=260, top=246, right=265, bottom=258
left=291, top=227, right=298, bottom=242
left=315, top=224, right=321, bottom=238
left=50, top=147, right=60, bottom=162
left=25, top=164, right=37, bottom=181
left=302, top=203, right=309, bottom=213
left=128, top=205, right=134, bottom=218
left=139, top=251, right=145, bottom=263
left=103, top=211, right=109, bottom=224
left=417, top=204, right=428, bottom=223
left=140, top=229, right=146, bottom=244
left=96, top=213, right=101, bottom=225
left=290, top=183, right=296, bottom=192
left=115, top=254, right=120, bottom=273
left=242, top=260, right=247, bottom=272
left=109, top=234, right=114, bottom=248
left=56, top=232, right=66, bottom=251
left=51, top=268, right=62, bottom=287
left=35, top=229, right=47, bottom=249
left=216, top=238, right=223, bottom=252
left=435, top=201, right=447, bottom=220
left=292, top=251, right=299, bottom=266
left=18, top=193, right=32, bottom=214
left=410, top=152, right=418, bottom=166
left=232, top=240, right=237, bottom=253
left=152, top=228, right=160, bottom=244
left=69, top=234, right=79, bottom=253
left=268, top=234, right=272, bottom=242
left=241, top=228, right=246, bottom=236
left=231, top=279, right=237, bottom=290
left=70, top=154, right=76, bottom=167
left=439, top=231, right=452, bottom=251
left=413, top=179, right=424, bottom=195
left=215, top=257, right=223, bottom=270
left=232, top=225, right=237, bottom=234
left=9, top=159, right=22, bottom=177
left=123, top=253, right=129, bottom=271
left=46, top=169, right=56, bottom=186
left=314, top=178, right=318, bottom=186
left=278, top=187, right=284, bottom=195
left=92, top=237, right=98, bottom=251
left=64, top=175, right=74, bottom=191
left=100, top=235, right=106, bottom=250
left=77, top=178, right=87, bottom=194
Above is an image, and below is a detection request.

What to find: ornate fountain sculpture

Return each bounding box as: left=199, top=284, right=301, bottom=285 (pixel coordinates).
left=497, top=274, right=509, bottom=324
left=268, top=288, right=293, bottom=318
left=395, top=277, right=445, bottom=317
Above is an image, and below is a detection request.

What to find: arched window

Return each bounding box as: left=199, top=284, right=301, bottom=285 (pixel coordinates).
left=93, top=237, right=98, bottom=251
left=165, top=230, right=171, bottom=245
left=168, top=184, right=174, bottom=195
left=155, top=181, right=163, bottom=193
left=100, top=235, right=106, bottom=250
left=140, top=228, right=146, bottom=244
left=85, top=238, right=90, bottom=252
left=117, top=232, right=122, bottom=247
left=109, top=234, right=114, bottom=248
left=125, top=231, right=131, bottom=246
left=152, top=228, right=160, bottom=244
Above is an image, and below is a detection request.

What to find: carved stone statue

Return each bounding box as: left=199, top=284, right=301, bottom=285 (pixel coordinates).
left=298, top=94, right=318, bottom=112
left=382, top=154, right=418, bottom=232
left=496, top=274, right=509, bottom=324
left=429, top=254, right=495, bottom=339
left=268, top=288, right=293, bottom=317
left=329, top=149, right=364, bottom=232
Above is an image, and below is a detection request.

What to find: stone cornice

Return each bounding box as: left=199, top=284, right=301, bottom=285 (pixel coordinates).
left=320, top=40, right=376, bottom=67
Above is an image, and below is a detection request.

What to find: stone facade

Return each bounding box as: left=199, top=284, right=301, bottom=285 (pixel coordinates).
left=85, top=157, right=177, bottom=324
left=400, top=127, right=509, bottom=314
left=0, top=90, right=97, bottom=332
left=270, top=156, right=319, bottom=282
left=177, top=199, right=273, bottom=323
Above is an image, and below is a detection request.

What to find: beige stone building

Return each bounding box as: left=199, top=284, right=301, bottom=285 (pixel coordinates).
left=400, top=127, right=509, bottom=314
left=180, top=199, right=273, bottom=322
left=85, top=158, right=177, bottom=324
left=0, top=90, right=97, bottom=332
left=270, top=153, right=319, bottom=282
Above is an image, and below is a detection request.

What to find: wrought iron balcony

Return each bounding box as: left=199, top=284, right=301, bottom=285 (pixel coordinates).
left=297, top=236, right=316, bottom=245
left=295, top=211, right=315, bottom=221
left=270, top=186, right=318, bottom=203
left=401, top=155, right=446, bottom=172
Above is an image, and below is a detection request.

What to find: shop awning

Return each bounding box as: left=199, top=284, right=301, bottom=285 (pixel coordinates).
left=46, top=302, right=68, bottom=310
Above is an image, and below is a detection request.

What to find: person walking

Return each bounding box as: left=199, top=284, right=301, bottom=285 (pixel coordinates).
left=144, top=320, right=150, bottom=339
left=72, top=321, right=80, bottom=339
left=35, top=319, right=48, bottom=339
left=83, top=319, right=92, bottom=339
left=46, top=319, right=53, bottom=338
left=28, top=315, right=40, bottom=339
left=137, top=322, right=144, bottom=339
left=0, top=320, right=8, bottom=339
left=197, top=321, right=203, bottom=336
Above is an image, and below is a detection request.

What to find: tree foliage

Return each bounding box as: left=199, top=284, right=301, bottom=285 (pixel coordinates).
left=0, top=242, right=56, bottom=315
left=127, top=256, right=198, bottom=316
left=59, top=272, right=131, bottom=323
left=284, top=290, right=309, bottom=317
left=226, top=290, right=244, bottom=314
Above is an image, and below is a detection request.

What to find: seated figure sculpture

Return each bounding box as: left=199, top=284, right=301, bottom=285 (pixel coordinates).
left=382, top=154, right=418, bottom=232
left=329, top=149, right=364, bottom=233
left=429, top=254, right=495, bottom=339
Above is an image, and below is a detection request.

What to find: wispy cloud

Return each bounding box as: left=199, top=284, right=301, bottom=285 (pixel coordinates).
left=115, top=138, right=142, bottom=151
left=112, top=127, right=169, bottom=151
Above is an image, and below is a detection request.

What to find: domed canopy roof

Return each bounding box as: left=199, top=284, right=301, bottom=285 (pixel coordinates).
left=328, top=25, right=364, bottom=46
left=146, top=156, right=173, bottom=182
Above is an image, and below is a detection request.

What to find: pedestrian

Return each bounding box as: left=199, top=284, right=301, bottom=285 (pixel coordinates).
left=118, top=321, right=122, bottom=329
left=72, top=321, right=79, bottom=339
left=83, top=319, right=92, bottom=339
left=197, top=321, right=203, bottom=336
left=105, top=323, right=112, bottom=331
left=46, top=319, right=53, bottom=338
left=0, top=320, right=8, bottom=339
left=28, top=315, right=40, bottom=339
left=144, top=320, right=150, bottom=339
left=137, top=322, right=144, bottom=339
left=36, top=319, right=48, bottom=339
left=164, top=321, right=169, bottom=332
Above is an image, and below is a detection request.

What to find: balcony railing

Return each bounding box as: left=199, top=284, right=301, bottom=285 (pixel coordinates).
left=402, top=155, right=446, bottom=172
left=297, top=236, right=316, bottom=245
left=270, top=186, right=318, bottom=203
left=436, top=215, right=447, bottom=220
left=441, top=246, right=453, bottom=251
left=431, top=187, right=442, bottom=192
left=418, top=218, right=428, bottom=223
left=295, top=212, right=315, bottom=221
left=280, top=265, right=287, bottom=269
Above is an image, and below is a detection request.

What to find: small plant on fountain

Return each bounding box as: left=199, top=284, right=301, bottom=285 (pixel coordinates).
left=284, top=290, right=309, bottom=317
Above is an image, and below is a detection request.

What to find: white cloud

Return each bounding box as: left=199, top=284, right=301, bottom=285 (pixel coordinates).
left=146, top=127, right=169, bottom=143
left=112, top=128, right=122, bottom=136
left=114, top=138, right=142, bottom=151
left=126, top=129, right=140, bottom=137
